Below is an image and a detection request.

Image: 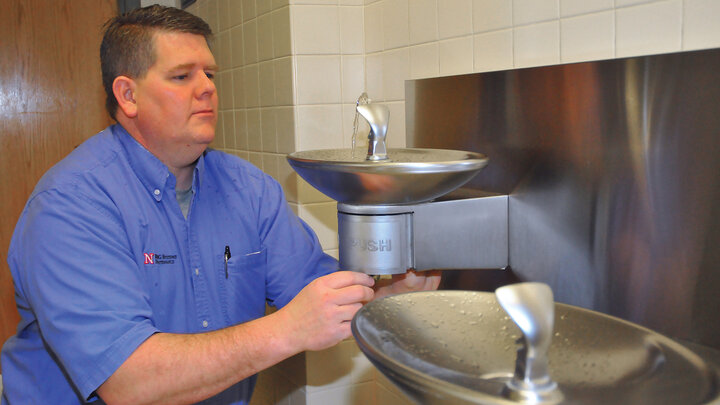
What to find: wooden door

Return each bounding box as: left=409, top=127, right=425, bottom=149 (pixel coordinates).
left=0, top=0, right=116, bottom=366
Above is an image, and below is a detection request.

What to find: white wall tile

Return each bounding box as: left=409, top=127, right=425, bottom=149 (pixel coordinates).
left=295, top=56, right=342, bottom=104
left=473, top=0, right=513, bottom=33
left=616, top=0, right=682, bottom=58
left=340, top=6, right=365, bottom=54
left=364, top=0, right=384, bottom=52
left=473, top=29, right=513, bottom=72
left=341, top=55, right=366, bottom=103
left=410, top=42, right=439, bottom=79
left=438, top=0, right=473, bottom=39
left=514, top=21, right=560, bottom=68
left=293, top=6, right=341, bottom=54
left=513, top=0, right=559, bottom=26
left=295, top=105, right=344, bottom=150
left=382, top=48, right=410, bottom=101
left=683, top=0, right=720, bottom=51
left=272, top=7, right=293, bottom=57
left=615, top=0, right=655, bottom=6
left=561, top=11, right=614, bottom=63
left=383, top=0, right=410, bottom=49
left=298, top=202, right=338, bottom=249
left=409, top=0, right=438, bottom=45
left=386, top=101, right=406, bottom=147
left=560, top=0, right=614, bottom=17
left=439, top=36, right=474, bottom=76
left=365, top=53, right=384, bottom=100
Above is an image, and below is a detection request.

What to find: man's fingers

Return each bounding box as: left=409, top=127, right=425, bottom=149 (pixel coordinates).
left=321, top=271, right=375, bottom=289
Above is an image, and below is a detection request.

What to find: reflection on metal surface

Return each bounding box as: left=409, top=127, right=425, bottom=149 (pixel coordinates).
left=406, top=48, right=720, bottom=350
left=352, top=291, right=720, bottom=404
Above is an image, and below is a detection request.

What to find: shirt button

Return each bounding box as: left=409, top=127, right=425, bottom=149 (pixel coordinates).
left=195, top=268, right=199, bottom=276
left=153, top=189, right=161, bottom=196
left=202, top=320, right=208, bottom=328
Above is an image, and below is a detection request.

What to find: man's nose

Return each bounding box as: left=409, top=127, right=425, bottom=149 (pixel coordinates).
left=196, top=73, right=216, bottom=98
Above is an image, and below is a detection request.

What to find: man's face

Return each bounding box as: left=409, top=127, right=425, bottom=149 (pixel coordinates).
left=132, top=31, right=219, bottom=168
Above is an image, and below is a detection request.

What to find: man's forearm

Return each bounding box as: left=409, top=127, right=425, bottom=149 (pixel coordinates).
left=97, top=309, right=297, bottom=405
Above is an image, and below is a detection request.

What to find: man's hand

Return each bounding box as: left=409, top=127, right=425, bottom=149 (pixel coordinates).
left=374, top=269, right=442, bottom=300
left=277, top=271, right=375, bottom=352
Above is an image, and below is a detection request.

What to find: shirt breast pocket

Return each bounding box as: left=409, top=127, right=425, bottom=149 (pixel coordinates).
left=219, top=247, right=267, bottom=325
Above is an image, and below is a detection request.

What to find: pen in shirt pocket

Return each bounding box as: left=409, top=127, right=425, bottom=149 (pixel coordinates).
left=224, top=245, right=231, bottom=279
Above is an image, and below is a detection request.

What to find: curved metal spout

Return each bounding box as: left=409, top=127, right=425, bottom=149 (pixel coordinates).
left=496, top=282, right=562, bottom=403
left=356, top=103, right=389, bottom=161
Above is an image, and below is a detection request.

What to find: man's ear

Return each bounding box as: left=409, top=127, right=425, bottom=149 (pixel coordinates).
left=113, top=76, right=138, bottom=118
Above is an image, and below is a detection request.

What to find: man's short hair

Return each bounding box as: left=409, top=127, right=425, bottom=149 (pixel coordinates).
left=100, top=5, right=213, bottom=119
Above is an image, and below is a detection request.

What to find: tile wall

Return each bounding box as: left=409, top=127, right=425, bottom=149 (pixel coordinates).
left=185, top=0, right=720, bottom=404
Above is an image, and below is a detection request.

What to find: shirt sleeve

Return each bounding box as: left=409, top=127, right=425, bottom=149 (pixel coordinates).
left=10, top=187, right=159, bottom=400
left=252, top=174, right=338, bottom=309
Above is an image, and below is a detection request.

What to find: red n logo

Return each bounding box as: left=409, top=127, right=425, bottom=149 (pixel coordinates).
left=144, top=253, right=155, bottom=264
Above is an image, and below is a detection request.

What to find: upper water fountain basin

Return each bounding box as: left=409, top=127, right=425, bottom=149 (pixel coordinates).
left=286, top=148, right=488, bottom=205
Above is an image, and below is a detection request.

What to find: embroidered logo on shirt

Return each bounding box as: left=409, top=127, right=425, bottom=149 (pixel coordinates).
left=143, top=253, right=177, bottom=264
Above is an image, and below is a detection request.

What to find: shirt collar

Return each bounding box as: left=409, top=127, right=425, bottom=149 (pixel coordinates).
left=113, top=124, right=205, bottom=201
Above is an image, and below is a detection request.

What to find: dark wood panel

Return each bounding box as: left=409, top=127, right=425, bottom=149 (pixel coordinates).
left=0, top=0, right=116, bottom=367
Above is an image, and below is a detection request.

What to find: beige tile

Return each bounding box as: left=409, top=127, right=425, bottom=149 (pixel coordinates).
left=216, top=29, right=232, bottom=69
left=561, top=11, right=614, bottom=63
left=273, top=0, right=290, bottom=9
left=232, top=68, right=245, bottom=109
left=243, top=64, right=261, bottom=108
left=218, top=0, right=232, bottom=32
left=212, top=108, right=225, bottom=149
left=243, top=0, right=257, bottom=22
left=261, top=108, right=278, bottom=152
left=297, top=177, right=333, bottom=204
left=439, top=36, right=474, bottom=76
left=409, top=0, right=438, bottom=45
left=324, top=248, right=339, bottom=260
left=272, top=7, right=293, bottom=57
left=277, top=157, right=299, bottom=202
left=683, top=0, right=720, bottom=50
left=383, top=0, right=409, bottom=50
left=230, top=25, right=245, bottom=68
left=274, top=56, right=295, bottom=106
left=295, top=56, right=342, bottom=105
left=259, top=60, right=276, bottom=107
left=382, top=48, right=409, bottom=101
left=341, top=55, right=365, bottom=104
left=262, top=152, right=280, bottom=180
left=375, top=377, right=414, bottom=404
left=257, top=0, right=273, bottom=15
left=206, top=0, right=220, bottom=34
left=248, top=151, right=264, bottom=169
left=473, top=0, right=512, bottom=33
left=616, top=0, right=682, bottom=58
left=234, top=109, right=249, bottom=150
left=513, top=0, right=559, bottom=26
left=247, top=108, right=263, bottom=151
left=438, top=0, right=473, bottom=39
left=473, top=29, right=513, bottom=73
left=340, top=5, right=365, bottom=54
left=230, top=0, right=243, bottom=26
left=305, top=339, right=354, bottom=391
left=244, top=19, right=259, bottom=64
left=275, top=105, right=296, bottom=154
left=292, top=5, right=341, bottom=54
left=514, top=21, right=560, bottom=68
left=218, top=70, right=234, bottom=110
left=257, top=13, right=274, bottom=61
left=222, top=110, right=236, bottom=149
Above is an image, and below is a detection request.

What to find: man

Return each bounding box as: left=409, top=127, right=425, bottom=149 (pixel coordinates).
left=1, top=5, right=439, bottom=405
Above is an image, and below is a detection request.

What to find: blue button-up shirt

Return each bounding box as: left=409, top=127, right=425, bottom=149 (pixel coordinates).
left=1, top=124, right=336, bottom=404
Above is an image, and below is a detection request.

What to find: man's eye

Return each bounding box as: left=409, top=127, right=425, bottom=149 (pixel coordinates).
left=173, top=74, right=188, bottom=80
left=205, top=72, right=215, bottom=80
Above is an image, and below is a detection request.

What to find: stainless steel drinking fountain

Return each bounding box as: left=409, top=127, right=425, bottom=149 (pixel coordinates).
left=287, top=100, right=502, bottom=275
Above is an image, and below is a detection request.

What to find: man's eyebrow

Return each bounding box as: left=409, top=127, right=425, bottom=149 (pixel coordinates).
left=169, top=63, right=220, bottom=71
